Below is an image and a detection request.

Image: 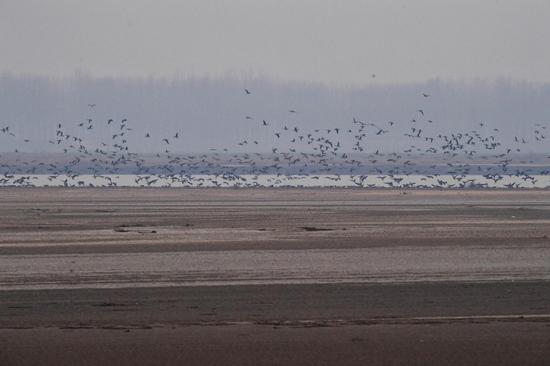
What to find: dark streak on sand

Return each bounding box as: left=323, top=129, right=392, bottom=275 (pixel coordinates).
left=300, top=226, right=335, bottom=231
left=1, top=188, right=550, bottom=366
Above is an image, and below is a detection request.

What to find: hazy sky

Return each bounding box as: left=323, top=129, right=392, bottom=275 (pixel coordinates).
left=1, top=0, right=550, bottom=85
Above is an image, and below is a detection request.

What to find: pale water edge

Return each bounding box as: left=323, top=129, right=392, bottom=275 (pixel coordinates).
left=2, top=174, right=550, bottom=188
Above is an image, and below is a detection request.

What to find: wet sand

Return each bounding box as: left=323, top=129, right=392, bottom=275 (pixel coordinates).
left=1, top=188, right=550, bottom=365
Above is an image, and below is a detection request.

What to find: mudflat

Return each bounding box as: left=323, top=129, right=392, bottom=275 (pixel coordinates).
left=1, top=188, right=550, bottom=365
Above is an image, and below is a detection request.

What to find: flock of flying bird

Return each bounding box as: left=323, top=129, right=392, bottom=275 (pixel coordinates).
left=1, top=88, right=549, bottom=188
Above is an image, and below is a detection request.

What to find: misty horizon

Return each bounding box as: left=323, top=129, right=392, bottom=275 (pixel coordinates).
left=1, top=74, right=549, bottom=155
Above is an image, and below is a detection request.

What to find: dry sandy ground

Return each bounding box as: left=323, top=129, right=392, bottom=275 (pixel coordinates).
left=1, top=188, right=550, bottom=365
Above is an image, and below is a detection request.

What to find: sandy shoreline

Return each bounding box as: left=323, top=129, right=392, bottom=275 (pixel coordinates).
left=1, top=188, right=550, bottom=365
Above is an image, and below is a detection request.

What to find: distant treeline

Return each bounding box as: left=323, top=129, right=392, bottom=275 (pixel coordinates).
left=1, top=75, right=549, bottom=153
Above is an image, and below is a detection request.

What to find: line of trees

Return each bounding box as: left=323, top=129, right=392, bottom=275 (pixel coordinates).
left=1, top=74, right=549, bottom=153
